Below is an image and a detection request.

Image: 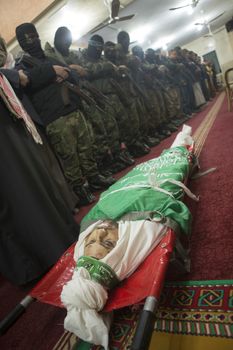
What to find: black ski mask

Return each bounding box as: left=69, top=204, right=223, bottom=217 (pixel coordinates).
left=132, top=45, right=144, bottom=61
left=104, top=41, right=116, bottom=63
left=54, top=27, right=72, bottom=56
left=87, top=35, right=104, bottom=60
left=145, top=48, right=155, bottom=64
left=16, top=23, right=45, bottom=59
left=117, top=31, right=130, bottom=54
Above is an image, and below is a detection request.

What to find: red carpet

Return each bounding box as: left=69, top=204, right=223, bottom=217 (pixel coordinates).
left=183, top=94, right=233, bottom=281
left=1, top=94, right=233, bottom=349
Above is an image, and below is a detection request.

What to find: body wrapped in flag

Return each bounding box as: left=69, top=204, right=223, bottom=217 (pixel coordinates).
left=61, top=125, right=197, bottom=348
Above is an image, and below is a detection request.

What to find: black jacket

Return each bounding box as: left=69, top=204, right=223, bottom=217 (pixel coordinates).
left=15, top=55, right=82, bottom=126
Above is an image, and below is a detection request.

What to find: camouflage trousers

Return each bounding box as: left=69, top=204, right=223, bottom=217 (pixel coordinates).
left=134, top=95, right=152, bottom=138
left=82, top=101, right=110, bottom=161
left=46, top=110, right=98, bottom=188
left=144, top=88, right=161, bottom=132
left=163, top=86, right=181, bottom=120
left=152, top=87, right=169, bottom=125
left=106, top=93, right=140, bottom=147
left=98, top=101, right=121, bottom=155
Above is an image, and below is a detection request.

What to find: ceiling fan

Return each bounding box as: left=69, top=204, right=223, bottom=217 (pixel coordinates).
left=169, top=0, right=199, bottom=11
left=195, top=12, right=225, bottom=37
left=90, top=0, right=135, bottom=34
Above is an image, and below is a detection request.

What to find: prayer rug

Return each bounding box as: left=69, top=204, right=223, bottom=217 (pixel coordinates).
left=52, top=280, right=233, bottom=350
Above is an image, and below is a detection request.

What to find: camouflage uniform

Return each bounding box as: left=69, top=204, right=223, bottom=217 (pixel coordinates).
left=77, top=49, right=140, bottom=148
left=114, top=44, right=151, bottom=140
left=44, top=42, right=111, bottom=162
left=46, top=111, right=99, bottom=189
left=157, top=65, right=181, bottom=121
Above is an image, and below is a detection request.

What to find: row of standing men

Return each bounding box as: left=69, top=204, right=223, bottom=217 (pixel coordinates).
left=13, top=24, right=215, bottom=207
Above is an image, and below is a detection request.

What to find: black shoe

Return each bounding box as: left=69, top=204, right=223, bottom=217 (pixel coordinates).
left=116, top=150, right=135, bottom=166
left=72, top=207, right=80, bottom=215
left=128, top=142, right=150, bottom=158
left=172, top=119, right=183, bottom=126
left=166, top=123, right=178, bottom=132
left=110, top=161, right=128, bottom=173
left=144, top=136, right=160, bottom=147
left=88, top=174, right=116, bottom=191
left=156, top=132, right=167, bottom=141
left=73, top=183, right=96, bottom=206
left=158, top=128, right=171, bottom=137
left=100, top=169, right=113, bottom=177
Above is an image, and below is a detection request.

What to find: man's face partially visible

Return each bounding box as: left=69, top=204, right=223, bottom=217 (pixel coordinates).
left=24, top=32, right=39, bottom=44
left=84, top=223, right=118, bottom=260
left=169, top=50, right=177, bottom=60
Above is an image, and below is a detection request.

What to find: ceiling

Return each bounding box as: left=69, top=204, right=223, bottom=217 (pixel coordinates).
left=10, top=0, right=233, bottom=53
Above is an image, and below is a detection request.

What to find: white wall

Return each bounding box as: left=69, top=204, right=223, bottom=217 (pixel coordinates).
left=183, top=26, right=233, bottom=77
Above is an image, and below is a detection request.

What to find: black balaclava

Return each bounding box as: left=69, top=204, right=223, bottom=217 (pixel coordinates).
left=87, top=35, right=104, bottom=60
left=174, top=46, right=182, bottom=58
left=54, top=27, right=72, bottom=56
left=132, top=45, right=144, bottom=61
left=15, top=23, right=45, bottom=59
left=145, top=48, right=155, bottom=64
left=117, top=31, right=130, bottom=54
left=104, top=41, right=116, bottom=63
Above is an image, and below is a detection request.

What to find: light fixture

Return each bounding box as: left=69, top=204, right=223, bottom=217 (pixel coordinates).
left=130, top=24, right=153, bottom=45
left=196, top=25, right=203, bottom=31
left=58, top=7, right=91, bottom=41
left=188, top=8, right=194, bottom=15
left=152, top=35, right=174, bottom=50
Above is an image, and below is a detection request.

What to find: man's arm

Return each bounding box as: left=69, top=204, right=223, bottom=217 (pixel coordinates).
left=15, top=58, right=69, bottom=91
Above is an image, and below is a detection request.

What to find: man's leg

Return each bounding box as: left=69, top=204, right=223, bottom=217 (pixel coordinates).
left=73, top=111, right=115, bottom=191
left=46, top=114, right=95, bottom=206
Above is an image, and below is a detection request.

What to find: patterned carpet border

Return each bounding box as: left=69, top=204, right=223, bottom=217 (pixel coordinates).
left=155, top=279, right=233, bottom=338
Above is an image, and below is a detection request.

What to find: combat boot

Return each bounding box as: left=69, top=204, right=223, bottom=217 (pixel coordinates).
left=143, top=136, right=160, bottom=147
left=88, top=174, right=116, bottom=191
left=128, top=141, right=150, bottom=158
left=168, top=123, right=178, bottom=132
left=115, top=149, right=135, bottom=166
left=73, top=182, right=96, bottom=206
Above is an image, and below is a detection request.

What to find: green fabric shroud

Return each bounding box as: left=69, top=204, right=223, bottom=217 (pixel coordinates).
left=81, top=147, right=194, bottom=235
left=76, top=256, right=119, bottom=289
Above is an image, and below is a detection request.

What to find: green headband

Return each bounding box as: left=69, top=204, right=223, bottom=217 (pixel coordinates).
left=76, top=256, right=119, bottom=290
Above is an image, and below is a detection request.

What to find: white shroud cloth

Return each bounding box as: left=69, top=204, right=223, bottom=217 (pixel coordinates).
left=61, top=220, right=167, bottom=349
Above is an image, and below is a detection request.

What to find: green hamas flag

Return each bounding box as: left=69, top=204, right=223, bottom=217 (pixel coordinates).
left=81, top=147, right=194, bottom=235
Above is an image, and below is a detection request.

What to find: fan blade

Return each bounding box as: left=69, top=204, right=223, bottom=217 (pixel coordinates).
left=111, top=0, right=120, bottom=19
left=117, top=14, right=135, bottom=21
left=208, top=12, right=225, bottom=23
left=169, top=5, right=191, bottom=10
left=90, top=21, right=111, bottom=34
